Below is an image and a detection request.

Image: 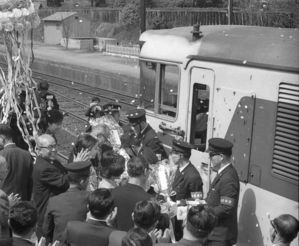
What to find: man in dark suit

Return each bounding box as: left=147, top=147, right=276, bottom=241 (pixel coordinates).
left=109, top=200, right=162, bottom=246
left=206, top=138, right=240, bottom=246
left=170, top=139, right=203, bottom=241
left=43, top=161, right=91, bottom=244
left=156, top=205, right=217, bottom=246
left=125, top=109, right=167, bottom=164
left=0, top=124, right=33, bottom=201
left=32, top=134, right=69, bottom=239
left=171, top=139, right=203, bottom=201
left=8, top=201, right=37, bottom=246
left=63, top=188, right=118, bottom=246
left=112, top=157, right=152, bottom=231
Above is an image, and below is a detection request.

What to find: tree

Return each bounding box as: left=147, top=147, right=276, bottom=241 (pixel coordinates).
left=119, top=0, right=140, bottom=26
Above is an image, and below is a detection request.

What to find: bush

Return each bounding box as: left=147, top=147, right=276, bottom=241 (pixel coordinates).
left=113, top=0, right=126, bottom=7
left=167, top=0, right=193, bottom=7
left=119, top=1, right=140, bottom=26
left=148, top=16, right=173, bottom=29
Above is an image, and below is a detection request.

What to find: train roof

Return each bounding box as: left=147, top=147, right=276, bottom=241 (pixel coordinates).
left=139, top=25, right=299, bottom=73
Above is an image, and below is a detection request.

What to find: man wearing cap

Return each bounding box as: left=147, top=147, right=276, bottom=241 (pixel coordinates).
left=171, top=139, right=203, bottom=201
left=126, top=109, right=167, bottom=164
left=32, top=134, right=69, bottom=239
left=36, top=81, right=59, bottom=113
left=170, top=139, right=203, bottom=241
left=43, top=161, right=91, bottom=244
left=206, top=138, right=240, bottom=246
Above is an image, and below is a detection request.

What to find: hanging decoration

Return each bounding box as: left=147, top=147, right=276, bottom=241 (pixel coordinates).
left=0, top=0, right=40, bottom=153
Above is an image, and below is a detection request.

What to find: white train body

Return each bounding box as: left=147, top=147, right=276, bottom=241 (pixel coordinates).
left=139, top=25, right=299, bottom=246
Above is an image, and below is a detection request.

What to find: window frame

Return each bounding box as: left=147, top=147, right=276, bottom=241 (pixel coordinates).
left=139, top=59, right=181, bottom=122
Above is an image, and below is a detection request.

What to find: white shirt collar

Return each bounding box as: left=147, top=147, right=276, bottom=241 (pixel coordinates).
left=179, top=162, right=190, bottom=173
left=4, top=142, right=15, bottom=147
left=217, top=162, right=231, bottom=174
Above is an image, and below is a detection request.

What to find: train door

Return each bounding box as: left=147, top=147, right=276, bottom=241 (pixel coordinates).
left=188, top=67, right=215, bottom=196
left=188, top=67, right=215, bottom=149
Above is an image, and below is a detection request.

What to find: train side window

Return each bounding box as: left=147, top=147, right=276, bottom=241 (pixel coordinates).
left=272, top=82, right=299, bottom=184
left=140, top=61, right=156, bottom=112
left=158, top=64, right=179, bottom=117
left=140, top=61, right=179, bottom=118
left=190, top=83, right=210, bottom=150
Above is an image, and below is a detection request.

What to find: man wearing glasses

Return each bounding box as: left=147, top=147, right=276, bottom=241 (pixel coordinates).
left=206, top=138, right=240, bottom=246
left=32, top=134, right=69, bottom=239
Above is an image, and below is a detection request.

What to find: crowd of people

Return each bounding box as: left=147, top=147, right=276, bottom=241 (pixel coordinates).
left=0, top=81, right=298, bottom=246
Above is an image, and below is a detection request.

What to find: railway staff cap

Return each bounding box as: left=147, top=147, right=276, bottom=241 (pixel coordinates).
left=126, top=109, right=146, bottom=124
left=208, top=138, right=233, bottom=156
left=65, top=161, right=91, bottom=174
left=103, top=102, right=121, bottom=114
left=172, top=139, right=194, bottom=154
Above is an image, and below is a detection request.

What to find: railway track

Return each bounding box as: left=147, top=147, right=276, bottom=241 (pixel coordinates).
left=0, top=63, right=138, bottom=161
left=34, top=71, right=139, bottom=111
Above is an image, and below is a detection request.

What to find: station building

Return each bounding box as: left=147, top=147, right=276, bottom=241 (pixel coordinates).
left=43, top=12, right=91, bottom=45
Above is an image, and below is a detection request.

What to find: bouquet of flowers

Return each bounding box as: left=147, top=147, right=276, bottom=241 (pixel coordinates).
left=0, top=0, right=41, bottom=153
left=149, top=159, right=177, bottom=199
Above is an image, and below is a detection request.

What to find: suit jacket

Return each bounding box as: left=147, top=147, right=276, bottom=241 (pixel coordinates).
left=0, top=190, right=10, bottom=239
left=0, top=143, right=33, bottom=200
left=138, top=124, right=167, bottom=163
left=32, top=157, right=69, bottom=229
left=12, top=237, right=34, bottom=246
left=155, top=238, right=204, bottom=246
left=112, top=183, right=152, bottom=231
left=172, top=163, right=203, bottom=201
left=108, top=230, right=126, bottom=246
left=64, top=219, right=115, bottom=246
left=206, top=164, right=240, bottom=243
left=43, top=187, right=89, bottom=243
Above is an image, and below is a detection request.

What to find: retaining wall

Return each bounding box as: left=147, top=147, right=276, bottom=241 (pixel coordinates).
left=31, top=59, right=140, bottom=96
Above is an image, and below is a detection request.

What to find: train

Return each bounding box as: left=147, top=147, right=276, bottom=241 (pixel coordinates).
left=138, top=25, right=299, bottom=246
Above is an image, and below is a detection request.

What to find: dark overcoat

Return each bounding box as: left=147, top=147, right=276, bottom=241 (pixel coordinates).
left=206, top=164, right=240, bottom=244
left=137, top=124, right=167, bottom=163
left=0, top=143, right=33, bottom=201
left=172, top=163, right=203, bottom=201
left=43, top=187, right=89, bottom=243
left=111, top=183, right=152, bottom=231
left=63, top=220, right=115, bottom=246
left=32, top=156, right=69, bottom=237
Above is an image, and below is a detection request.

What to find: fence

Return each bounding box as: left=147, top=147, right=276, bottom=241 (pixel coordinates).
left=146, top=8, right=296, bottom=27
left=38, top=7, right=296, bottom=28
left=105, top=44, right=140, bottom=57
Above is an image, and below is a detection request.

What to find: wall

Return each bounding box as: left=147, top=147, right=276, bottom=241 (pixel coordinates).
left=44, top=22, right=62, bottom=44
left=31, top=59, right=140, bottom=96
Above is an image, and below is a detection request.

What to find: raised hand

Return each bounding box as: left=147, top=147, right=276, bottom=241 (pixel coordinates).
left=8, top=193, right=20, bottom=206
left=73, top=148, right=91, bottom=162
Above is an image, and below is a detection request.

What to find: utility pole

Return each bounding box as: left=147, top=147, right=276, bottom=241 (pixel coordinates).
left=140, top=0, right=146, bottom=34
left=228, top=0, right=233, bottom=25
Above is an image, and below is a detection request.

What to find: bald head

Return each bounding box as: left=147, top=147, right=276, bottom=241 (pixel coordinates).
left=36, top=134, right=57, bottom=160
left=36, top=134, right=56, bottom=147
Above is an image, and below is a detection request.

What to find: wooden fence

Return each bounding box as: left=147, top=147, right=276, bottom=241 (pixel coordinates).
left=37, top=7, right=296, bottom=28
left=105, top=44, right=140, bottom=57
left=146, top=8, right=295, bottom=27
